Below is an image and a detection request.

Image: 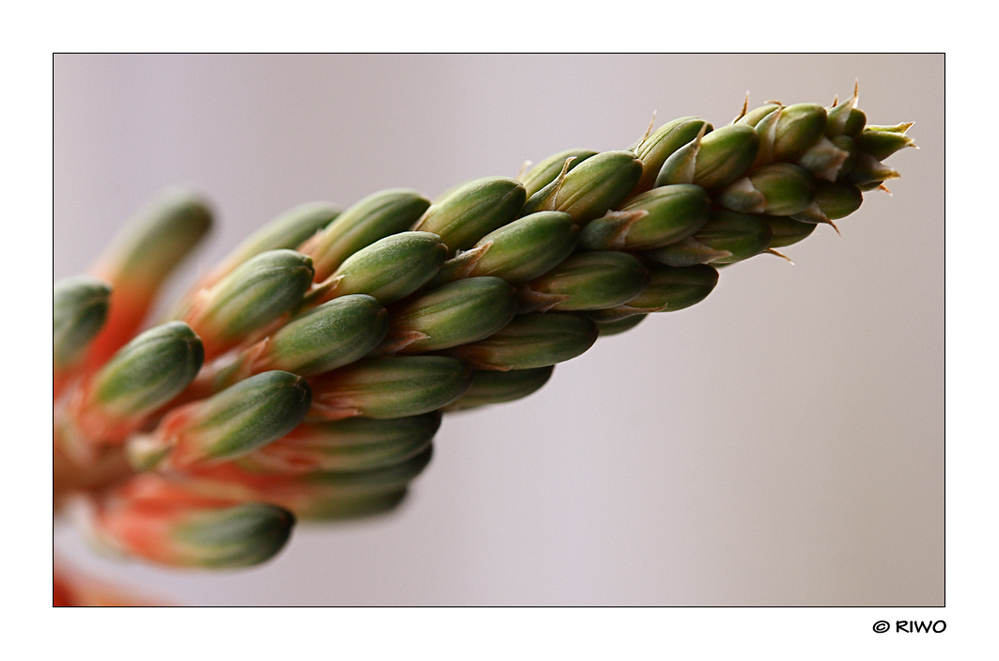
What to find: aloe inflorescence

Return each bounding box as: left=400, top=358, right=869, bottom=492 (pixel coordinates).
left=53, top=86, right=914, bottom=571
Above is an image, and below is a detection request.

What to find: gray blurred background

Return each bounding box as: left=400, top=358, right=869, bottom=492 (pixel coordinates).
left=53, top=54, right=943, bottom=606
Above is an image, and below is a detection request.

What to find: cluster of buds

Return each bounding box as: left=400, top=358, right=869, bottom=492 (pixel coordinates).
left=53, top=87, right=913, bottom=571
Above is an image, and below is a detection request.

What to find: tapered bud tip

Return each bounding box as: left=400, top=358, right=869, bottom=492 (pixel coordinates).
left=173, top=503, right=295, bottom=568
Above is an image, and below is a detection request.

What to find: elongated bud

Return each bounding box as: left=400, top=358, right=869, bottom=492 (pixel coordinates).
left=184, top=250, right=314, bottom=358
left=795, top=180, right=863, bottom=222
left=443, top=313, right=598, bottom=371
left=522, top=150, right=642, bottom=224
left=308, top=356, right=473, bottom=420
left=67, top=322, right=204, bottom=449
left=826, top=104, right=866, bottom=137
left=207, top=202, right=341, bottom=291
left=796, top=137, right=851, bottom=181
left=316, top=231, right=447, bottom=306
left=717, top=163, right=816, bottom=216
left=91, top=488, right=294, bottom=568
left=593, top=314, right=646, bottom=337
left=414, top=177, right=526, bottom=256
left=54, top=276, right=111, bottom=378
left=632, top=117, right=711, bottom=195
left=656, top=124, right=759, bottom=191
left=252, top=295, right=388, bottom=376
left=854, top=126, right=917, bottom=161
left=445, top=366, right=554, bottom=411
left=238, top=412, right=442, bottom=473
left=128, top=371, right=312, bottom=471
left=846, top=152, right=900, bottom=189
left=643, top=209, right=773, bottom=267
left=753, top=103, right=827, bottom=166
left=736, top=103, right=780, bottom=127
left=766, top=216, right=818, bottom=248
left=302, top=189, right=431, bottom=281
left=432, top=211, right=579, bottom=287
left=520, top=251, right=649, bottom=313
left=520, top=149, right=596, bottom=197
left=380, top=277, right=518, bottom=354
left=579, top=184, right=711, bottom=251
left=85, top=187, right=212, bottom=371
left=587, top=263, right=719, bottom=320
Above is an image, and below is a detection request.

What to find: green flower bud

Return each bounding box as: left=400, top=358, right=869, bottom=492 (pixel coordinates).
left=632, top=117, right=711, bottom=195
left=736, top=103, right=781, bottom=127
left=92, top=494, right=295, bottom=568
left=593, top=314, right=646, bottom=337
left=644, top=209, right=773, bottom=267
left=717, top=163, right=815, bottom=216
left=753, top=103, right=827, bottom=165
left=522, top=150, right=642, bottom=224
left=766, top=216, right=818, bottom=248
left=795, top=180, right=863, bottom=222
left=54, top=276, right=111, bottom=371
left=209, top=202, right=341, bottom=287
left=295, top=445, right=433, bottom=502
left=414, top=177, right=527, bottom=256
left=128, top=371, right=312, bottom=471
left=827, top=102, right=866, bottom=137
left=444, top=366, right=554, bottom=412
left=304, top=189, right=431, bottom=281
left=88, top=321, right=204, bottom=426
left=520, top=149, right=597, bottom=198
left=520, top=251, right=649, bottom=312
left=830, top=135, right=858, bottom=177
left=656, top=124, right=759, bottom=191
left=586, top=263, right=719, bottom=319
left=309, top=356, right=473, bottom=420
left=846, top=152, right=900, bottom=188
left=259, top=295, right=389, bottom=376
left=318, top=231, right=447, bottom=306
left=185, top=250, right=314, bottom=357
left=796, top=137, right=851, bottom=181
left=443, top=313, right=598, bottom=371
left=579, top=184, right=711, bottom=251
left=380, top=277, right=518, bottom=354
left=854, top=126, right=917, bottom=161
left=294, top=490, right=410, bottom=521
left=171, top=503, right=296, bottom=568
left=433, top=211, right=579, bottom=286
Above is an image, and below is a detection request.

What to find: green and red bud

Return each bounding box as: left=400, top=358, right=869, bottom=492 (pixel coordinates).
left=238, top=412, right=442, bottom=473
left=308, top=356, right=473, bottom=420
left=128, top=370, right=312, bottom=471
left=183, top=249, right=314, bottom=358
left=443, top=312, right=598, bottom=371
left=301, top=189, right=431, bottom=281
left=65, top=322, right=204, bottom=453
left=579, top=184, right=711, bottom=251
left=91, top=482, right=294, bottom=568
left=54, top=276, right=111, bottom=394
left=85, top=188, right=212, bottom=372
left=380, top=277, right=518, bottom=354
left=519, top=251, right=649, bottom=312
left=414, top=177, right=526, bottom=256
